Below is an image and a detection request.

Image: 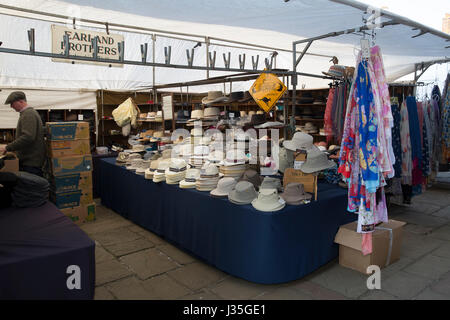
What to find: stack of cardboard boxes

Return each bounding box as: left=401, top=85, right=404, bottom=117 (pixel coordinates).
left=46, top=121, right=96, bottom=225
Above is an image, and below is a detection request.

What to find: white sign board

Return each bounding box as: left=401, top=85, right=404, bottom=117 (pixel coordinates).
left=51, top=25, right=124, bottom=67
left=162, top=95, right=173, bottom=121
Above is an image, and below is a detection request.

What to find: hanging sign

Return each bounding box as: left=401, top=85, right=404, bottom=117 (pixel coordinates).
left=249, top=73, right=287, bottom=113
left=162, top=95, right=173, bottom=121
left=51, top=25, right=124, bottom=67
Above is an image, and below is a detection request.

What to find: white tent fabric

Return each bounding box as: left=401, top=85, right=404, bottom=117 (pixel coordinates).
left=0, top=88, right=97, bottom=128
left=0, top=0, right=448, bottom=92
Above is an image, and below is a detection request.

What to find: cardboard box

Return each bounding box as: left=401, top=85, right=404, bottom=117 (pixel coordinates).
left=47, top=139, right=91, bottom=158
left=283, top=168, right=318, bottom=200
left=51, top=189, right=93, bottom=209
left=50, top=171, right=92, bottom=193
left=60, top=203, right=96, bottom=225
left=46, top=122, right=90, bottom=141
left=334, top=220, right=406, bottom=274
left=51, top=155, right=92, bottom=176
left=0, top=151, right=19, bottom=173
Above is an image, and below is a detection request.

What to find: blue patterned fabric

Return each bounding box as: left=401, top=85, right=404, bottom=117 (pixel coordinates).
left=391, top=103, right=402, bottom=178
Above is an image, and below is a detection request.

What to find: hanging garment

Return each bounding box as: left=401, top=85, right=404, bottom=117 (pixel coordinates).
left=422, top=102, right=432, bottom=177
left=324, top=87, right=335, bottom=139
left=406, top=96, right=423, bottom=188
left=391, top=103, right=402, bottom=178
left=400, top=101, right=412, bottom=185
left=417, top=101, right=424, bottom=147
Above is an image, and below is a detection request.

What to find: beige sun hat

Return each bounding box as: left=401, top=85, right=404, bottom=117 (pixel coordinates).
left=187, top=109, right=204, bottom=122
left=228, top=181, right=257, bottom=205
left=203, top=107, right=220, bottom=119
left=222, top=149, right=247, bottom=166
left=153, top=158, right=171, bottom=183
left=251, top=188, right=286, bottom=212
left=300, top=145, right=336, bottom=173
left=202, top=91, right=228, bottom=105
left=280, top=183, right=312, bottom=205
left=210, top=177, right=238, bottom=198
left=283, top=132, right=314, bottom=152
left=165, top=158, right=187, bottom=184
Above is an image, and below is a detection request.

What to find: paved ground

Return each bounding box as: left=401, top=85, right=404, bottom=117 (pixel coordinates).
left=80, top=185, right=450, bottom=300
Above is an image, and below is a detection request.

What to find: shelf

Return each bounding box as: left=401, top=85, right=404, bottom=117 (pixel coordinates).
left=137, top=120, right=163, bottom=123
left=295, top=118, right=324, bottom=121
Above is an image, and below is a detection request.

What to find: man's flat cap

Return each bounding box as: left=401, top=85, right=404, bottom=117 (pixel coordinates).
left=5, top=91, right=26, bottom=104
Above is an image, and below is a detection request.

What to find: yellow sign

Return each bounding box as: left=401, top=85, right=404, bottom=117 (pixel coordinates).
left=249, top=73, right=287, bottom=113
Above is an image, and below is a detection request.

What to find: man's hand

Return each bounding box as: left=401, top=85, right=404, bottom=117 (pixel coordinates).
left=0, top=146, right=7, bottom=155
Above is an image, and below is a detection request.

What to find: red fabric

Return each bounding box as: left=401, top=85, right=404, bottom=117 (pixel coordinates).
left=362, top=233, right=373, bottom=256
left=324, top=88, right=335, bottom=137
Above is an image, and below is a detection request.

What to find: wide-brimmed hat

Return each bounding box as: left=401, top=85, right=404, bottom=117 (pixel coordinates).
left=251, top=188, right=285, bottom=212
left=208, top=150, right=225, bottom=165
left=196, top=163, right=220, bottom=191
left=222, top=149, right=247, bottom=166
left=281, top=183, right=312, bottom=205
left=300, top=146, right=336, bottom=173
left=179, top=168, right=201, bottom=188
left=136, top=160, right=151, bottom=175
left=238, top=91, right=254, bottom=103
left=228, top=181, right=257, bottom=205
left=224, top=91, right=244, bottom=103
left=202, top=91, right=228, bottom=105
left=246, top=114, right=266, bottom=127
left=260, top=176, right=283, bottom=192
left=210, top=177, right=238, bottom=198
left=187, top=109, right=204, bottom=122
left=299, top=122, right=318, bottom=134
left=165, top=158, right=187, bottom=184
left=129, top=144, right=146, bottom=153
left=153, top=158, right=171, bottom=183
left=283, top=132, right=314, bottom=152
left=322, top=65, right=346, bottom=78
left=145, top=158, right=160, bottom=180
left=239, top=169, right=263, bottom=189
left=203, top=107, right=220, bottom=120
left=127, top=159, right=144, bottom=171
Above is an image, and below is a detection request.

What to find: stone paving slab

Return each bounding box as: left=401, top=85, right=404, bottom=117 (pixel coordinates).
left=80, top=217, right=133, bottom=236
left=94, top=286, right=116, bottom=300
left=401, top=232, right=444, bottom=259
left=404, top=254, right=450, bottom=280
left=157, top=244, right=196, bottom=265
left=392, top=211, right=447, bottom=228
left=430, top=271, right=450, bottom=296
left=431, top=243, right=450, bottom=259
left=308, top=262, right=369, bottom=299
left=141, top=274, right=192, bottom=300
left=105, top=276, right=155, bottom=300
left=104, top=238, right=155, bottom=257
left=429, top=225, right=450, bottom=241
left=91, top=227, right=142, bottom=247
left=167, top=262, right=227, bottom=291
left=380, top=271, right=434, bottom=299
left=407, top=201, right=441, bottom=215
left=120, top=248, right=179, bottom=280
left=403, top=224, right=434, bottom=235
left=359, top=290, right=399, bottom=300
left=380, top=257, right=415, bottom=280
left=95, top=242, right=116, bottom=263
left=412, top=288, right=450, bottom=300
left=431, top=206, right=450, bottom=220
left=253, top=287, right=312, bottom=300
left=95, top=259, right=133, bottom=286
left=136, top=229, right=168, bottom=246
left=178, top=289, right=223, bottom=300
left=210, top=277, right=274, bottom=300
left=285, top=280, right=348, bottom=300
left=413, top=189, right=450, bottom=207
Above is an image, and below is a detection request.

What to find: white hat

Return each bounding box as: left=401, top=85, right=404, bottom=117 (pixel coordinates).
left=191, top=128, right=203, bottom=137
left=136, top=160, right=151, bottom=175
left=187, top=109, right=204, bottom=122
left=208, top=150, right=225, bottom=165
left=283, top=132, right=314, bottom=152
left=145, top=158, right=160, bottom=180
left=165, top=158, right=187, bottom=184
left=300, top=145, right=336, bottom=173
left=196, top=163, right=220, bottom=191
left=179, top=168, right=201, bottom=189
left=251, top=188, right=286, bottom=212
left=222, top=149, right=247, bottom=166
left=202, top=91, right=228, bottom=105
left=203, top=107, right=220, bottom=119
left=299, top=122, right=318, bottom=134
left=127, top=159, right=144, bottom=171
left=153, top=158, right=171, bottom=183
left=210, top=177, right=238, bottom=198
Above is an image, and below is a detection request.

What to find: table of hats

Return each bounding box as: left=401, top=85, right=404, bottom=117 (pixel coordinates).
left=99, top=155, right=356, bottom=284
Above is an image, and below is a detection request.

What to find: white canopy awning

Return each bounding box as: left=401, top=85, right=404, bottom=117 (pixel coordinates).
left=0, top=0, right=448, bottom=92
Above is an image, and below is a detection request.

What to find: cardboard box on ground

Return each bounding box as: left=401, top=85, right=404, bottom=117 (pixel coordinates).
left=334, top=220, right=406, bottom=274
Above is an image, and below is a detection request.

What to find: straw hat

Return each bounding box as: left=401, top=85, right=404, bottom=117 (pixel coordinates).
left=136, top=160, right=151, bottom=175
left=179, top=168, right=201, bottom=189
left=191, top=128, right=203, bottom=137
left=322, top=65, right=346, bottom=78
left=196, top=163, right=220, bottom=191
left=187, top=109, right=204, bottom=123
left=165, top=158, right=187, bottom=184
left=147, top=112, right=156, bottom=119
left=222, top=149, right=247, bottom=166
left=145, top=158, right=160, bottom=180
left=127, top=159, right=144, bottom=172
left=280, top=183, right=312, bottom=205
left=283, top=132, right=314, bottom=152
left=300, top=146, right=336, bottom=174
left=203, top=107, right=220, bottom=120
left=251, top=188, right=286, bottom=212
left=129, top=144, right=146, bottom=153
left=210, top=177, right=238, bottom=198
left=153, top=158, right=171, bottom=183
left=228, top=181, right=257, bottom=205
left=202, top=91, right=228, bottom=105
left=208, top=150, right=225, bottom=165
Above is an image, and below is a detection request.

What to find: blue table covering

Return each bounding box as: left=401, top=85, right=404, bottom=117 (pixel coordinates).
left=0, top=202, right=95, bottom=299
left=99, top=158, right=356, bottom=284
